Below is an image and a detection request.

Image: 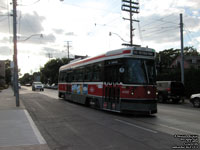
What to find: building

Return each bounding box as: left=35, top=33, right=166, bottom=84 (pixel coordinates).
left=0, top=60, right=5, bottom=86
left=170, top=55, right=200, bottom=69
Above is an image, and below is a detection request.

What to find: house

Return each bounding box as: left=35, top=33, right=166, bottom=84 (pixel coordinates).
left=170, top=55, right=200, bottom=69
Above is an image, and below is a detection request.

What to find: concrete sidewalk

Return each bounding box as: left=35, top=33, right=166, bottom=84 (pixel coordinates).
left=0, top=87, right=50, bottom=150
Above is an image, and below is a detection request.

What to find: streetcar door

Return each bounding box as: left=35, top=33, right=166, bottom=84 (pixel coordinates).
left=103, top=60, right=121, bottom=111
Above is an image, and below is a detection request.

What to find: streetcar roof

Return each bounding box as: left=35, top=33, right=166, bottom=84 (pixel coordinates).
left=59, top=46, right=155, bottom=72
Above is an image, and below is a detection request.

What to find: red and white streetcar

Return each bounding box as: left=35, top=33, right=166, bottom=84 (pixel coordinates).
left=58, top=46, right=157, bottom=114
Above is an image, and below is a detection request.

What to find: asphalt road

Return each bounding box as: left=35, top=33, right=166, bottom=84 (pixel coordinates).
left=20, top=86, right=200, bottom=150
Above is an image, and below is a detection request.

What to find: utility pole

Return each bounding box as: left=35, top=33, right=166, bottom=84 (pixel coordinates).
left=13, top=0, right=20, bottom=106
left=180, top=13, right=184, bottom=84
left=121, top=0, right=139, bottom=46
left=65, top=41, right=72, bottom=60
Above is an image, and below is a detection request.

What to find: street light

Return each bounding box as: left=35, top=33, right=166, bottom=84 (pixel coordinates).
left=18, top=34, right=43, bottom=42
left=109, top=32, right=128, bottom=43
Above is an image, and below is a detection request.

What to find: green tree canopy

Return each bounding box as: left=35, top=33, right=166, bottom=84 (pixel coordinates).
left=19, top=73, right=33, bottom=85
left=40, top=58, right=70, bottom=84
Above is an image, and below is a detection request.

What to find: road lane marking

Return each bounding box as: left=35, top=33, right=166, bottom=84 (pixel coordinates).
left=157, top=123, right=200, bottom=136
left=24, top=110, right=46, bottom=144
left=114, top=119, right=158, bottom=134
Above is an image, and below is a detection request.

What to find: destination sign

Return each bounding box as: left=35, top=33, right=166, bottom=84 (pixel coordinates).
left=133, top=50, right=155, bottom=56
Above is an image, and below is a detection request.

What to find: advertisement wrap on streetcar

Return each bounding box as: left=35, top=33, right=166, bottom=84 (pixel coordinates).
left=58, top=46, right=157, bottom=114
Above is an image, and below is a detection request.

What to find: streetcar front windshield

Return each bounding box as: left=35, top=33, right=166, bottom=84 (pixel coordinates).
left=123, top=58, right=156, bottom=85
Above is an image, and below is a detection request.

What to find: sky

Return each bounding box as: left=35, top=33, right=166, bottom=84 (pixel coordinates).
left=0, top=0, right=200, bottom=75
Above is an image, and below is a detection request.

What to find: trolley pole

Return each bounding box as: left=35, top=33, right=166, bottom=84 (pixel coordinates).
left=180, top=13, right=184, bottom=84
left=13, top=0, right=20, bottom=106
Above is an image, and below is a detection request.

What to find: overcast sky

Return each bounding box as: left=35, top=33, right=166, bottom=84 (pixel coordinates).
left=0, top=0, right=200, bottom=75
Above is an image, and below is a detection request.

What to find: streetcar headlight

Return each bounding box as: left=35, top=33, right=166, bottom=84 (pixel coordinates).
left=131, top=90, right=134, bottom=95
left=147, top=90, right=151, bottom=95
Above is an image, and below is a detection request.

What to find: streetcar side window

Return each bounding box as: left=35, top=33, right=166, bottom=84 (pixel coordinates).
left=67, top=71, right=73, bottom=82
left=71, top=70, right=75, bottom=82
left=84, top=65, right=93, bottom=82
left=59, top=71, right=66, bottom=82
left=93, top=63, right=102, bottom=82
left=77, top=68, right=84, bottom=82
left=65, top=71, right=70, bottom=82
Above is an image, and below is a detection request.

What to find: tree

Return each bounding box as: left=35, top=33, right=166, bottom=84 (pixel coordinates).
left=40, top=58, right=70, bottom=84
left=5, top=60, right=11, bottom=84
left=184, top=46, right=199, bottom=56
left=19, top=73, right=33, bottom=85
left=156, top=46, right=200, bottom=97
left=156, top=47, right=200, bottom=73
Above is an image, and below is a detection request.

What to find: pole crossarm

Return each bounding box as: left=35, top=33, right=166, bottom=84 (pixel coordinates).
left=122, top=0, right=139, bottom=5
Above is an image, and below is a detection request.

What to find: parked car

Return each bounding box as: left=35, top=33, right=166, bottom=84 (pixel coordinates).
left=156, top=81, right=185, bottom=103
left=51, top=83, right=58, bottom=89
left=32, top=82, right=44, bottom=91
left=44, top=84, right=51, bottom=88
left=190, top=93, right=200, bottom=108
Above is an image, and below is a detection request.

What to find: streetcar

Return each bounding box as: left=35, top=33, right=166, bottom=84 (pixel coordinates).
left=58, top=46, right=157, bottom=114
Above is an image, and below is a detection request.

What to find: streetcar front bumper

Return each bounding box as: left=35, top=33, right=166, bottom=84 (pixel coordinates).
left=120, top=99, right=157, bottom=114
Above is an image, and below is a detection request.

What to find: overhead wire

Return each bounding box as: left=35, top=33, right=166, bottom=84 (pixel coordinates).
left=184, top=24, right=200, bottom=47
left=7, top=0, right=11, bottom=41
left=142, top=27, right=178, bottom=39
left=17, top=0, right=41, bottom=6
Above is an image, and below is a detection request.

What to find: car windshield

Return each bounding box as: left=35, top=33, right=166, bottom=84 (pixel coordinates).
left=34, top=82, right=42, bottom=85
left=123, top=58, right=156, bottom=85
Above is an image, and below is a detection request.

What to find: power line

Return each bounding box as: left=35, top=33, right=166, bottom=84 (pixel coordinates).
left=0, top=5, right=7, bottom=9
left=142, top=24, right=179, bottom=32
left=6, top=0, right=12, bottom=55
left=142, top=27, right=178, bottom=39
left=184, top=24, right=200, bottom=46
left=17, top=0, right=41, bottom=6
left=140, top=14, right=178, bottom=28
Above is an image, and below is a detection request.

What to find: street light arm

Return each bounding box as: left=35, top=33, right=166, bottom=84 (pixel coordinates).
left=109, top=32, right=128, bottom=43
left=18, top=34, right=43, bottom=42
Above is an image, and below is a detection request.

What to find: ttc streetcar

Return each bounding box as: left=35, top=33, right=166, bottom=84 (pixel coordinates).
left=58, top=46, right=157, bottom=114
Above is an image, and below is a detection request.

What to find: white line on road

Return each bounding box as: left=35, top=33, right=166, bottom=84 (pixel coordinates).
left=157, top=123, right=200, bottom=136
left=24, top=110, right=46, bottom=144
left=114, top=119, right=158, bottom=134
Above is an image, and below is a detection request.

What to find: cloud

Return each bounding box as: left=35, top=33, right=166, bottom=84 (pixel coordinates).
left=42, top=47, right=67, bottom=58
left=0, top=15, right=10, bottom=34
left=184, top=15, right=200, bottom=32
left=65, top=32, right=75, bottom=36
left=138, top=14, right=180, bottom=44
left=0, top=37, right=10, bottom=43
left=19, top=11, right=45, bottom=35
left=0, top=1, right=7, bottom=11
left=176, top=0, right=200, bottom=9
left=0, top=46, right=12, bottom=56
left=53, top=29, right=64, bottom=34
